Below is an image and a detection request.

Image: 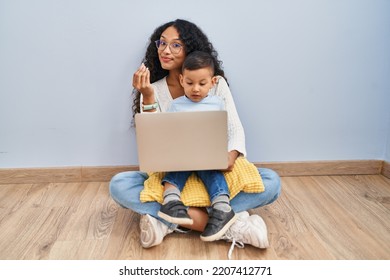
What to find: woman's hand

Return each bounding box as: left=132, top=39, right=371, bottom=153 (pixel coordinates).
left=133, top=63, right=154, bottom=101
left=223, top=150, right=240, bottom=171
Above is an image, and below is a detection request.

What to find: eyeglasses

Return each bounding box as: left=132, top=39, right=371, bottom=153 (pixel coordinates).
left=155, top=40, right=183, bottom=54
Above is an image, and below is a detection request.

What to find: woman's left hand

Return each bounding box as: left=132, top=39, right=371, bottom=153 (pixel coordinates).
left=223, top=150, right=240, bottom=171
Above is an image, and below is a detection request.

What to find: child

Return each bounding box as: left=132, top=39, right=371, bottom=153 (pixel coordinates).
left=157, top=51, right=237, bottom=242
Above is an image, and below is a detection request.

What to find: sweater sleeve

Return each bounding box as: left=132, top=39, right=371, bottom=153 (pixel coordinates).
left=213, top=77, right=247, bottom=157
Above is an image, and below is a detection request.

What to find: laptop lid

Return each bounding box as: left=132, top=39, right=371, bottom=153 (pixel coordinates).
left=135, top=110, right=228, bottom=172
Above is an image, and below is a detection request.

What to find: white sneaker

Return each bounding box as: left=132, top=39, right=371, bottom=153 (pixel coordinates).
left=220, top=211, right=269, bottom=259
left=140, top=214, right=173, bottom=248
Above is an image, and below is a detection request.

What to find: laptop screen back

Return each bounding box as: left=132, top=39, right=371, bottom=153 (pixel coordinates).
left=135, top=111, right=228, bottom=172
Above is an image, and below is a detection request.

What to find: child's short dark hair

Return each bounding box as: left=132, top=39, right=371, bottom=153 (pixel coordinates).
left=182, top=51, right=215, bottom=75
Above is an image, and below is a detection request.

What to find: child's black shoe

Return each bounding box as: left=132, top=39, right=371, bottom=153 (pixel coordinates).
left=158, top=200, right=193, bottom=225
left=200, top=208, right=237, bottom=241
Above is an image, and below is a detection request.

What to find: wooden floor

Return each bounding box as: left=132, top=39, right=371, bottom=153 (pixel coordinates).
left=0, top=174, right=389, bottom=260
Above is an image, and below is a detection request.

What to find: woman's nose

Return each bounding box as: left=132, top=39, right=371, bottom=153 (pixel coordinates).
left=163, top=44, right=172, bottom=54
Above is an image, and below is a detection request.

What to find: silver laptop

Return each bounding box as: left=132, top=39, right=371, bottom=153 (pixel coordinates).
left=135, top=110, right=228, bottom=172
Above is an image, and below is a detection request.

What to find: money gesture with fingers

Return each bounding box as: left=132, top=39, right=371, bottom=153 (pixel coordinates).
left=133, top=63, right=154, bottom=98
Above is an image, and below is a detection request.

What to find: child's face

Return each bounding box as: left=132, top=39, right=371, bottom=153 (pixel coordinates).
left=180, top=67, right=217, bottom=102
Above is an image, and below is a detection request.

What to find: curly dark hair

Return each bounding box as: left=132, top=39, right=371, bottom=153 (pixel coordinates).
left=131, top=19, right=227, bottom=118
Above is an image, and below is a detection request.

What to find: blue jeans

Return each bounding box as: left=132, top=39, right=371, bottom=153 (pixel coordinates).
left=162, top=170, right=229, bottom=202
left=109, top=168, right=281, bottom=231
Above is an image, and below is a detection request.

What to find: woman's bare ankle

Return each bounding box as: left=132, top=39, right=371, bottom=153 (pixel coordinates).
left=179, top=207, right=208, bottom=232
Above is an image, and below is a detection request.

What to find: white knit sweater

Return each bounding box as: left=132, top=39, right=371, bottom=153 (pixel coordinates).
left=140, top=76, right=247, bottom=156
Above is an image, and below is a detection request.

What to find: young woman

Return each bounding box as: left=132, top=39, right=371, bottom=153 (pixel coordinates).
left=109, top=19, right=281, bottom=253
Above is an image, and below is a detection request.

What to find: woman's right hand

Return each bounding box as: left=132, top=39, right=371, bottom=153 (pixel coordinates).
left=132, top=63, right=154, bottom=99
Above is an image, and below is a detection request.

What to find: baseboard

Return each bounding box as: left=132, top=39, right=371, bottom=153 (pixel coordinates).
left=254, top=160, right=383, bottom=177
left=382, top=161, right=390, bottom=179
left=0, top=160, right=385, bottom=184
left=0, top=165, right=139, bottom=184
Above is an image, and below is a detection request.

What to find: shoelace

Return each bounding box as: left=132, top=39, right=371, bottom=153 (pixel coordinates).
left=223, top=231, right=245, bottom=259
left=174, top=226, right=191, bottom=234
left=227, top=239, right=244, bottom=259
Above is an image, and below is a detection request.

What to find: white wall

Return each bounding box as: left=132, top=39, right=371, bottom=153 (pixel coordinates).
left=1, top=0, right=389, bottom=168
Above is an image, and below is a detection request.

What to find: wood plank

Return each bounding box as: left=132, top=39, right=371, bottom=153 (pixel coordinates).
left=257, top=160, right=383, bottom=176
left=0, top=160, right=384, bottom=184
left=103, top=208, right=142, bottom=260
left=313, top=176, right=390, bottom=247
left=382, top=161, right=390, bottom=179
left=49, top=239, right=111, bottom=260
left=0, top=167, right=82, bottom=184
left=0, top=175, right=390, bottom=260
left=0, top=166, right=139, bottom=184
left=56, top=182, right=116, bottom=241
left=259, top=179, right=336, bottom=259
left=281, top=176, right=390, bottom=259
left=0, top=206, right=73, bottom=259
left=81, top=166, right=139, bottom=182
left=0, top=184, right=33, bottom=210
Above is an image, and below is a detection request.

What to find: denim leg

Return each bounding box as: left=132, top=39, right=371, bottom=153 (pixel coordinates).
left=161, top=171, right=192, bottom=192
left=109, top=168, right=281, bottom=228
left=196, top=170, right=230, bottom=202
left=109, top=171, right=177, bottom=230
left=230, top=168, right=282, bottom=213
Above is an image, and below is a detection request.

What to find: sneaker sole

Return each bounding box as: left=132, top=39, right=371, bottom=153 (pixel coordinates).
left=140, top=214, right=159, bottom=248
left=157, top=211, right=194, bottom=225
left=250, top=215, right=270, bottom=248
left=200, top=214, right=238, bottom=242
